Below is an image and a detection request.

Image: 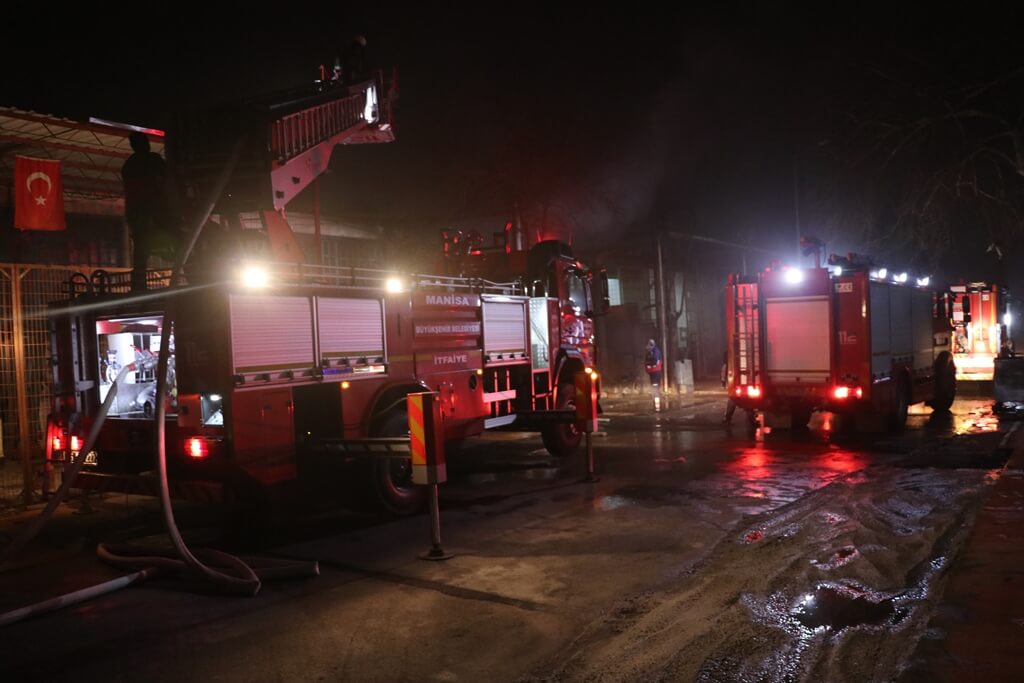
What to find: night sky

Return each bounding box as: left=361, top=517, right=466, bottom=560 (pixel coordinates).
left=5, top=5, right=1024, bottom=287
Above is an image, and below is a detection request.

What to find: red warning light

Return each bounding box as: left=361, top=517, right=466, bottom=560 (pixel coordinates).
left=832, top=386, right=863, bottom=400
left=186, top=437, right=209, bottom=459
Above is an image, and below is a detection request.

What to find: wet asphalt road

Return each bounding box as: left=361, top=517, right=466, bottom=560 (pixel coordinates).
left=0, top=394, right=1012, bottom=682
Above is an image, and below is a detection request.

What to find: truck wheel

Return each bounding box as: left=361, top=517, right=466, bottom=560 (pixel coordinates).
left=931, top=352, right=956, bottom=413
left=541, top=382, right=582, bottom=457
left=371, top=410, right=426, bottom=516
left=887, top=377, right=910, bottom=433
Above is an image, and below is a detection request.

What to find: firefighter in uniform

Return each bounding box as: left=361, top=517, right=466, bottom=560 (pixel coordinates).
left=645, top=339, right=663, bottom=412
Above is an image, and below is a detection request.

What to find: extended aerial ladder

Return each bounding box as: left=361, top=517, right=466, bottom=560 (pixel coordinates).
left=163, top=70, right=397, bottom=267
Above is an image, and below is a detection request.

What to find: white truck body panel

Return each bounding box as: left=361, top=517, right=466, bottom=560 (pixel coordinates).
left=317, top=297, right=386, bottom=359
left=230, top=294, right=314, bottom=374
left=764, top=296, right=831, bottom=384
left=482, top=297, right=529, bottom=362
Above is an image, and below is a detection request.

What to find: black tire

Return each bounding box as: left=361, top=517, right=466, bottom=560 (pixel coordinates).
left=370, top=410, right=426, bottom=515
left=887, top=376, right=910, bottom=433
left=541, top=382, right=583, bottom=457
left=931, top=352, right=956, bottom=413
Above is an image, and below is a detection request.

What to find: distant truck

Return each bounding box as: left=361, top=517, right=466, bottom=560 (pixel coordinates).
left=725, top=255, right=957, bottom=431
left=950, top=282, right=1010, bottom=381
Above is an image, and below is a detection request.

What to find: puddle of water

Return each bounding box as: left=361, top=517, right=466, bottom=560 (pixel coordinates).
left=791, top=586, right=903, bottom=631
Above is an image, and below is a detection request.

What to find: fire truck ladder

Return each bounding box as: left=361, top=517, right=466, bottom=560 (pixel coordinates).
left=169, top=72, right=397, bottom=213
left=267, top=76, right=395, bottom=209
left=733, top=282, right=761, bottom=389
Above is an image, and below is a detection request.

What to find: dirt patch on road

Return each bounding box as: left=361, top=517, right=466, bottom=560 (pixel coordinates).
left=526, top=465, right=995, bottom=682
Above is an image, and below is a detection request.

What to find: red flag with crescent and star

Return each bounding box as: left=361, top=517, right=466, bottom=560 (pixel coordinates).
left=14, top=155, right=66, bottom=231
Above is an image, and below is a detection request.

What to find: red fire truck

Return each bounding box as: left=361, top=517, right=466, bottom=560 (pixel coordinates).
left=46, top=74, right=607, bottom=515
left=950, top=282, right=1009, bottom=381
left=725, top=255, right=957, bottom=431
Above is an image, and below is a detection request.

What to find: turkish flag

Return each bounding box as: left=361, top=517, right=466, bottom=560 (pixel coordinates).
left=14, top=156, right=66, bottom=231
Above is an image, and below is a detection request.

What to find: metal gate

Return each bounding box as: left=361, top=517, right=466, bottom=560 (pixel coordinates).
left=0, top=264, right=130, bottom=511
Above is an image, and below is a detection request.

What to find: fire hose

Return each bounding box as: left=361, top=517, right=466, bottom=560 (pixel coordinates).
left=0, top=135, right=317, bottom=628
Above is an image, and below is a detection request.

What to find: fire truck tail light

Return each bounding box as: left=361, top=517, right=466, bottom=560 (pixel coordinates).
left=833, top=386, right=863, bottom=400
left=52, top=435, right=63, bottom=451
left=186, top=437, right=210, bottom=459
left=746, top=385, right=762, bottom=398
left=70, top=436, right=82, bottom=451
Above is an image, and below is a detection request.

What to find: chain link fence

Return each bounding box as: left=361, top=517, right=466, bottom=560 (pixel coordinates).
left=0, top=264, right=131, bottom=512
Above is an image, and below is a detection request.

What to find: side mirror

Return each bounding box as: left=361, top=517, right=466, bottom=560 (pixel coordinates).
left=591, top=268, right=610, bottom=316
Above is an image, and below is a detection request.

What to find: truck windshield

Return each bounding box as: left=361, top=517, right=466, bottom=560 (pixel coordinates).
left=96, top=314, right=176, bottom=418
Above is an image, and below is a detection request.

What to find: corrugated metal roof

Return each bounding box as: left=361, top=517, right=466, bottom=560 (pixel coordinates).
left=0, top=107, right=164, bottom=205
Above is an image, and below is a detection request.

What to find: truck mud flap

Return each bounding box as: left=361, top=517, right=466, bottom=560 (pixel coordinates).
left=994, top=357, right=1024, bottom=416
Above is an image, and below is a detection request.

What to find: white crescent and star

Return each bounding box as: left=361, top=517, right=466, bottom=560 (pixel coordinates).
left=26, top=170, right=53, bottom=205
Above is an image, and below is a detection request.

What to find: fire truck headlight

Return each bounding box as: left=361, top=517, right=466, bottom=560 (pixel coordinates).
left=1004, top=312, right=1012, bottom=327
left=894, top=272, right=908, bottom=283
left=874, top=267, right=887, bottom=279
left=917, top=276, right=930, bottom=287
left=784, top=268, right=803, bottom=284
left=385, top=277, right=405, bottom=293
left=240, top=265, right=270, bottom=288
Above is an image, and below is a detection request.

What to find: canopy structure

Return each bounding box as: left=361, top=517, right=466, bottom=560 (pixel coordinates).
left=0, top=107, right=164, bottom=213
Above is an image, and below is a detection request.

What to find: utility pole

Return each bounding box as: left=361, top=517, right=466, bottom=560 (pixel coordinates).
left=655, top=232, right=670, bottom=393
